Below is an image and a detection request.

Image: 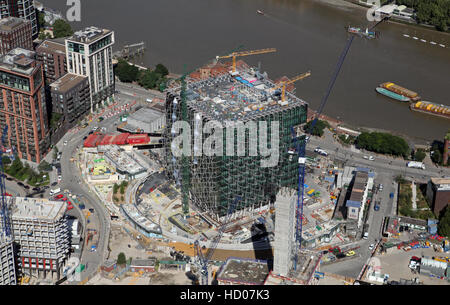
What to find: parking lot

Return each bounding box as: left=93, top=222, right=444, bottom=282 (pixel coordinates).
left=374, top=247, right=448, bottom=285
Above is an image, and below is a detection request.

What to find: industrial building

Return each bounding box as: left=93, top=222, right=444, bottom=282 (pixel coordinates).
left=100, top=145, right=148, bottom=180
left=36, top=39, right=68, bottom=84
left=216, top=257, right=270, bottom=285
left=10, top=197, right=70, bottom=280
left=120, top=107, right=165, bottom=134
left=426, top=177, right=450, bottom=216
left=0, top=236, right=16, bottom=285
left=0, top=0, right=38, bottom=36
left=120, top=204, right=162, bottom=238
left=0, top=17, right=32, bottom=55
left=0, top=48, right=50, bottom=163
left=164, top=61, right=308, bottom=219
left=65, top=26, right=115, bottom=111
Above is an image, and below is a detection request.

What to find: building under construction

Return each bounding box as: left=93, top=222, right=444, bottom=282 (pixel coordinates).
left=164, top=61, right=308, bottom=220
left=0, top=235, right=16, bottom=285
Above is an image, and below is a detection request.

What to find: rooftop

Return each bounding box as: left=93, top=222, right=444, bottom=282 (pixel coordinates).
left=121, top=204, right=161, bottom=234
left=216, top=257, right=269, bottom=284
left=50, top=73, right=88, bottom=93
left=430, top=177, right=450, bottom=186
left=170, top=63, right=307, bottom=123
left=128, top=107, right=164, bottom=123
left=68, top=26, right=112, bottom=44
left=0, top=48, right=37, bottom=75
left=101, top=145, right=146, bottom=175
left=11, top=197, right=66, bottom=221
left=0, top=17, right=30, bottom=32
left=37, top=39, right=66, bottom=55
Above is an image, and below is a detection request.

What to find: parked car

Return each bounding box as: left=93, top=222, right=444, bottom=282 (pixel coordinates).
left=369, top=244, right=375, bottom=251
left=346, top=250, right=356, bottom=257
left=63, top=141, right=68, bottom=146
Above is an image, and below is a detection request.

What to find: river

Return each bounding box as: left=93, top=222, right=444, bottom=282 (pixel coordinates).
left=41, top=0, right=450, bottom=143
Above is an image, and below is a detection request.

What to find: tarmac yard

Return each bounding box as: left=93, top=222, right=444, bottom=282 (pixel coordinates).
left=373, top=247, right=449, bottom=285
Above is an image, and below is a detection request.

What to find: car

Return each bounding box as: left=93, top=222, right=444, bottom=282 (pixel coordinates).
left=62, top=197, right=67, bottom=201
left=336, top=253, right=346, bottom=259
left=32, top=187, right=40, bottom=191
left=55, top=194, right=64, bottom=199
left=369, top=244, right=375, bottom=251
left=17, top=182, right=24, bottom=187
left=58, top=175, right=62, bottom=181
left=51, top=182, right=58, bottom=186
left=97, top=117, right=104, bottom=122
left=63, top=141, right=68, bottom=145
left=363, top=155, right=369, bottom=159
left=363, top=232, right=369, bottom=240
left=67, top=205, right=74, bottom=211
left=92, top=126, right=98, bottom=131
left=346, top=250, right=356, bottom=257
left=378, top=184, right=383, bottom=191
left=88, top=131, right=94, bottom=135
left=83, top=136, right=88, bottom=140
left=368, top=156, right=375, bottom=161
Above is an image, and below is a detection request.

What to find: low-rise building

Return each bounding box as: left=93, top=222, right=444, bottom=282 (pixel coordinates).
left=345, top=169, right=373, bottom=227
left=120, top=107, right=165, bottom=134
left=129, top=258, right=156, bottom=273
left=216, top=257, right=270, bottom=285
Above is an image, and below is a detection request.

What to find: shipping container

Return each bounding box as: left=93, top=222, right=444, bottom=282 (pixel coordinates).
left=127, top=134, right=150, bottom=144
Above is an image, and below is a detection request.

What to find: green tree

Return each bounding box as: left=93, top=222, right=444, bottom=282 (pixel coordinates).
left=52, top=19, right=74, bottom=38
left=431, top=149, right=442, bottom=164
left=113, top=183, right=119, bottom=194
left=438, top=206, right=450, bottom=238
left=115, top=59, right=140, bottom=83
left=356, top=132, right=410, bottom=158
left=303, top=120, right=329, bottom=137
left=154, top=63, right=169, bottom=77
left=38, top=160, right=52, bottom=172
left=117, top=252, right=127, bottom=266
left=414, top=149, right=426, bottom=162
left=138, top=70, right=161, bottom=89
left=38, top=11, right=46, bottom=28
left=2, top=156, right=11, bottom=166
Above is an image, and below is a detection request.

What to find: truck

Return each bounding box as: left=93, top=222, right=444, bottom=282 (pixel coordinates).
left=407, top=161, right=425, bottom=170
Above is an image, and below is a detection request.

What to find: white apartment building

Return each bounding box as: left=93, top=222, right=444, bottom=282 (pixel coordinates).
left=11, top=197, right=70, bottom=280
left=65, top=26, right=115, bottom=112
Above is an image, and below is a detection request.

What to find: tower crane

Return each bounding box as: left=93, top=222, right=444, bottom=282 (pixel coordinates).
left=194, top=196, right=241, bottom=285
left=216, top=48, right=277, bottom=73
left=0, top=125, right=11, bottom=238
left=271, top=71, right=311, bottom=102
left=290, top=17, right=389, bottom=270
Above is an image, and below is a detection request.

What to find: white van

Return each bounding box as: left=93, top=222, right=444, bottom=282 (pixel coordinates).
left=146, top=98, right=153, bottom=103
left=363, top=232, right=369, bottom=240
left=50, top=188, right=61, bottom=196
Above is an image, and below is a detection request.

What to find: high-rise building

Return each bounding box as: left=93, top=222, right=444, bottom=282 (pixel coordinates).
left=0, top=17, right=32, bottom=55
left=49, top=73, right=90, bottom=142
left=65, top=26, right=115, bottom=112
left=0, top=48, right=50, bottom=163
left=0, top=236, right=16, bottom=285
left=426, top=178, right=450, bottom=216
left=36, top=38, right=67, bottom=84
left=0, top=0, right=38, bottom=37
left=164, top=61, right=308, bottom=221
left=10, top=197, right=70, bottom=280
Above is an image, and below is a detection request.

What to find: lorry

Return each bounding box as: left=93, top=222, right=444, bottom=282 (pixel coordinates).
left=407, top=161, right=425, bottom=170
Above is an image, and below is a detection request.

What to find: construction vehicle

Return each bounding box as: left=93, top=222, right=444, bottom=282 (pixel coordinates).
left=271, top=71, right=311, bottom=102
left=194, top=196, right=241, bottom=285
left=216, top=48, right=277, bottom=73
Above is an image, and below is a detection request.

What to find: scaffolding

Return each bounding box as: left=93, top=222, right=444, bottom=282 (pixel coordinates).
left=164, top=64, right=308, bottom=221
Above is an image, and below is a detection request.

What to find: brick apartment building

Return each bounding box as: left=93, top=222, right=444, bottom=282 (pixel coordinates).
left=427, top=178, right=450, bottom=216
left=36, top=38, right=67, bottom=84
left=0, top=48, right=50, bottom=163
left=0, top=17, right=32, bottom=55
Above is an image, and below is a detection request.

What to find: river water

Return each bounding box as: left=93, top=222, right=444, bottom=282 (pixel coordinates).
left=42, top=0, right=450, bottom=143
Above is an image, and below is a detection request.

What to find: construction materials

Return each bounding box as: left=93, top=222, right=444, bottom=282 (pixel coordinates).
left=380, top=82, right=420, bottom=101
left=410, top=101, right=450, bottom=120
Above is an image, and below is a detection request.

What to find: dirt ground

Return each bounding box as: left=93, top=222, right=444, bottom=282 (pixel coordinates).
left=374, top=247, right=449, bottom=285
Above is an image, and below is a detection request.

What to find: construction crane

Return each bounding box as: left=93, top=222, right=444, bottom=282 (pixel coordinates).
left=290, top=16, right=389, bottom=270
left=0, top=125, right=11, bottom=238
left=216, top=48, right=277, bottom=73
left=194, top=196, right=241, bottom=285
left=271, top=71, right=311, bottom=102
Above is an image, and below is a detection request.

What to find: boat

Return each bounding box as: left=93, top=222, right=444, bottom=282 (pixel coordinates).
left=410, top=101, right=450, bottom=120
left=375, top=87, right=411, bottom=102
left=347, top=26, right=377, bottom=39
left=380, top=82, right=421, bottom=101
left=257, top=10, right=264, bottom=15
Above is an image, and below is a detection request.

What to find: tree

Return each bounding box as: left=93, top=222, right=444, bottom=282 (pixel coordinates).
left=356, top=132, right=410, bottom=158
left=115, top=59, right=140, bottom=83
left=431, top=149, right=443, bottom=164
left=2, top=156, right=11, bottom=166
left=117, top=252, right=127, bottom=266
left=303, top=120, right=329, bottom=137
left=38, top=11, right=46, bottom=28
left=155, top=64, right=169, bottom=77
left=138, top=70, right=161, bottom=89
left=38, top=160, right=52, bottom=172
left=438, top=206, right=450, bottom=238
left=414, top=149, right=426, bottom=162
left=113, top=183, right=119, bottom=194
left=52, top=19, right=74, bottom=38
